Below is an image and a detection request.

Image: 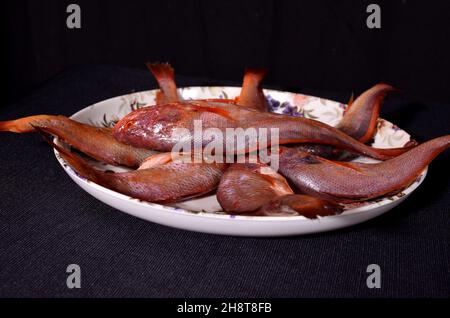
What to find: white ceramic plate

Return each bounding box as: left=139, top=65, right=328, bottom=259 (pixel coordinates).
left=54, top=87, right=426, bottom=237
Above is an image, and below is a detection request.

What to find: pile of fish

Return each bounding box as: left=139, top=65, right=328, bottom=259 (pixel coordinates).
left=1, top=63, right=449, bottom=218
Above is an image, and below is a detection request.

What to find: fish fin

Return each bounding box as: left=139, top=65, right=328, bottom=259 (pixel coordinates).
left=138, top=152, right=173, bottom=170
left=146, top=62, right=180, bottom=104
left=155, top=91, right=165, bottom=105
left=258, top=170, right=294, bottom=195
left=327, top=159, right=367, bottom=174
left=404, top=139, right=419, bottom=147
left=338, top=83, right=396, bottom=143
left=370, top=142, right=417, bottom=159
left=146, top=62, right=175, bottom=82
left=258, top=173, right=279, bottom=186
left=236, top=68, right=269, bottom=111
left=359, top=84, right=397, bottom=143
left=347, top=93, right=354, bottom=108
left=243, top=68, right=267, bottom=82
left=185, top=102, right=234, bottom=120
left=0, top=115, right=53, bottom=133
left=34, top=126, right=103, bottom=183
left=299, top=152, right=368, bottom=174
left=255, top=194, right=343, bottom=218
left=204, top=98, right=236, bottom=104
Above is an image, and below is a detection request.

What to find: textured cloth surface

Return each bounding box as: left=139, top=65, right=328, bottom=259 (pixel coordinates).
left=0, top=66, right=449, bottom=297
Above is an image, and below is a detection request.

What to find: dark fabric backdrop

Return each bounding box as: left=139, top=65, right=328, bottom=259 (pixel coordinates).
left=1, top=0, right=450, bottom=298
left=2, top=0, right=450, bottom=104
left=0, top=66, right=449, bottom=297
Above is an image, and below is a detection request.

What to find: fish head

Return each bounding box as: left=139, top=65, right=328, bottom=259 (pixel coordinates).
left=113, top=103, right=199, bottom=151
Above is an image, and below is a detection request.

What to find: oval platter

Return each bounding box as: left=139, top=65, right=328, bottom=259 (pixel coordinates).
left=54, top=87, right=426, bottom=237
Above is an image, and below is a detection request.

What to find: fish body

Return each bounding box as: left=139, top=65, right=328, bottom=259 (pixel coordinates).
left=39, top=129, right=227, bottom=203
left=113, top=100, right=414, bottom=160
left=217, top=162, right=342, bottom=218
left=217, top=163, right=293, bottom=213
left=279, top=135, right=450, bottom=202
left=0, top=115, right=154, bottom=167
left=113, top=102, right=237, bottom=151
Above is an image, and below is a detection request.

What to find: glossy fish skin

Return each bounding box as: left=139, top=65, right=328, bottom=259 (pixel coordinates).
left=114, top=100, right=413, bottom=160
left=103, top=161, right=227, bottom=203
left=113, top=102, right=237, bottom=152
left=278, top=135, right=450, bottom=202
left=0, top=115, right=155, bottom=167
left=254, top=194, right=343, bottom=218
left=39, top=130, right=228, bottom=203
left=217, top=162, right=343, bottom=217
left=146, top=62, right=181, bottom=104
left=337, top=83, right=395, bottom=143
left=217, top=163, right=293, bottom=213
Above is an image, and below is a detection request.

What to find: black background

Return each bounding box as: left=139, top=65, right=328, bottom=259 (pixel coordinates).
left=3, top=0, right=450, bottom=104
left=1, top=0, right=449, bottom=298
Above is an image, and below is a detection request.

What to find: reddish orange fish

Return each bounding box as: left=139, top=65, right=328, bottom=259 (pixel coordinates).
left=37, top=128, right=227, bottom=203
left=293, top=83, right=399, bottom=159
left=146, top=62, right=181, bottom=104
left=150, top=62, right=269, bottom=111
left=278, top=135, right=450, bottom=202
left=113, top=100, right=413, bottom=160
left=217, top=162, right=342, bottom=217
left=0, top=115, right=154, bottom=167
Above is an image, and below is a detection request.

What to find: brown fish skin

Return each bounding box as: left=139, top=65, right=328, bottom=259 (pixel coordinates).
left=0, top=115, right=155, bottom=167
left=113, top=100, right=413, bottom=160
left=235, top=68, right=269, bottom=112
left=235, top=104, right=414, bottom=160
left=292, top=84, right=398, bottom=159
left=217, top=163, right=293, bottom=213
left=217, top=162, right=343, bottom=218
left=38, top=129, right=227, bottom=203
left=104, top=161, right=227, bottom=203
left=113, top=102, right=237, bottom=151
left=146, top=62, right=181, bottom=104
left=288, top=144, right=357, bottom=161
left=278, top=135, right=450, bottom=202
left=253, top=194, right=343, bottom=218
left=337, top=83, right=395, bottom=143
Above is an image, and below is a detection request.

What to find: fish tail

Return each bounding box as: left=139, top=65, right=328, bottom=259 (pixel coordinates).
left=338, top=83, right=396, bottom=143
left=146, top=62, right=180, bottom=104
left=384, top=135, right=450, bottom=168
left=146, top=62, right=175, bottom=82
left=243, top=68, right=267, bottom=83
left=237, top=68, right=269, bottom=111
left=347, top=92, right=355, bottom=108
left=367, top=135, right=450, bottom=193
left=0, top=115, right=56, bottom=133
